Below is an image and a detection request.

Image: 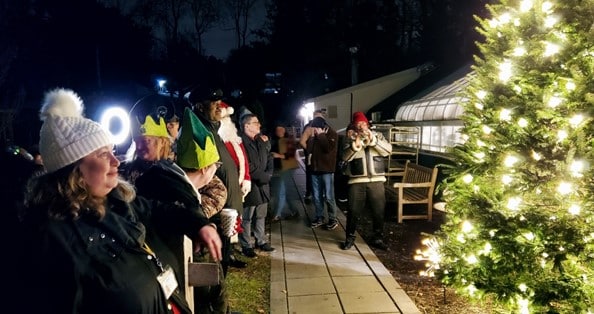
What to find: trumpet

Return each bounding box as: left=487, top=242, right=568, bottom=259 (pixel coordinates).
left=348, top=129, right=372, bottom=146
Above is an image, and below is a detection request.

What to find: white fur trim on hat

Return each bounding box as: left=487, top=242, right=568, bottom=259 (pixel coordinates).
left=39, top=88, right=113, bottom=173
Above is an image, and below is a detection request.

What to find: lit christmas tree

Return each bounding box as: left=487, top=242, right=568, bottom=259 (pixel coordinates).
left=416, top=0, right=594, bottom=312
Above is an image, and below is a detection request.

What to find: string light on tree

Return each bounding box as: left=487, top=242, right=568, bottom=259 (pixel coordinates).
left=416, top=0, right=594, bottom=312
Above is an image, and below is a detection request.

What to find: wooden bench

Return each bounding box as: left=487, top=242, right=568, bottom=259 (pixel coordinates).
left=393, top=160, right=438, bottom=223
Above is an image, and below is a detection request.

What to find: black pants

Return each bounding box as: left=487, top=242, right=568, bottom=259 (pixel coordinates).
left=345, top=181, right=386, bottom=240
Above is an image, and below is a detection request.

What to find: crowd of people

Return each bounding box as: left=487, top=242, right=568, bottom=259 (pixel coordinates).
left=4, top=87, right=392, bottom=313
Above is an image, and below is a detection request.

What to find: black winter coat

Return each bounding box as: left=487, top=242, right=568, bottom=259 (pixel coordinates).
left=241, top=133, right=273, bottom=206
left=16, top=189, right=209, bottom=314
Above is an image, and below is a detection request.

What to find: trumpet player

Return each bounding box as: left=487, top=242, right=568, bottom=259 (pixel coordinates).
left=340, top=112, right=392, bottom=250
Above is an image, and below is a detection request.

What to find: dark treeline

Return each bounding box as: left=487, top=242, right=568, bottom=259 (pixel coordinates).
left=0, top=0, right=490, bottom=148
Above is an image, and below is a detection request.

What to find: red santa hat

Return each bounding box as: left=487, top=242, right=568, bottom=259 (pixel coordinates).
left=219, top=101, right=234, bottom=117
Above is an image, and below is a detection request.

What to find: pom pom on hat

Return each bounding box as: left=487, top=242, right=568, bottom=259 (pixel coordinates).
left=219, top=101, right=234, bottom=117
left=352, top=111, right=369, bottom=124
left=176, top=107, right=220, bottom=170
left=39, top=88, right=112, bottom=173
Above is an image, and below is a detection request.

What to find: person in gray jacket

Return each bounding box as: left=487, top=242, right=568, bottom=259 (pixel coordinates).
left=340, top=112, right=392, bottom=250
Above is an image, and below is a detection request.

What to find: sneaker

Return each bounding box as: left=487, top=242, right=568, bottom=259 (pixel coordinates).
left=325, top=220, right=338, bottom=230
left=370, top=239, right=388, bottom=251
left=256, top=243, right=275, bottom=252
left=341, top=238, right=355, bottom=250
left=272, top=215, right=281, bottom=222
left=242, top=247, right=257, bottom=258
left=338, top=198, right=348, bottom=203
left=310, top=218, right=324, bottom=228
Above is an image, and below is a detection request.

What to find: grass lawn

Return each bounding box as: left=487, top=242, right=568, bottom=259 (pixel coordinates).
left=226, top=251, right=271, bottom=314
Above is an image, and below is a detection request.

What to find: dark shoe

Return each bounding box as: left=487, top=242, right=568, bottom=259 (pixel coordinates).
left=310, top=218, right=324, bottom=228
left=289, top=211, right=300, bottom=219
left=341, top=238, right=355, bottom=250
left=256, top=243, right=275, bottom=252
left=338, top=198, right=348, bottom=203
left=370, top=239, right=388, bottom=251
left=242, top=247, right=257, bottom=258
left=229, top=255, right=247, bottom=268
left=304, top=193, right=312, bottom=204
left=325, top=220, right=338, bottom=230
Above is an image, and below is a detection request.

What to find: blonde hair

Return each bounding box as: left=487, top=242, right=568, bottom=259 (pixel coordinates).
left=25, top=162, right=136, bottom=221
left=135, top=135, right=172, bottom=161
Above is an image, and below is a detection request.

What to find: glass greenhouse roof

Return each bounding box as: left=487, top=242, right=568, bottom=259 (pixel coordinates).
left=394, top=69, right=474, bottom=122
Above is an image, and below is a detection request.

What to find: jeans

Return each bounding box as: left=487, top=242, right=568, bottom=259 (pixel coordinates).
left=345, top=181, right=386, bottom=240
left=311, top=173, right=338, bottom=222
left=274, top=168, right=297, bottom=217
left=239, top=203, right=268, bottom=249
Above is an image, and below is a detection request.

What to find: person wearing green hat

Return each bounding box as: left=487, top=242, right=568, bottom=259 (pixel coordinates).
left=17, top=88, right=220, bottom=314
left=191, top=88, right=248, bottom=271
left=120, top=95, right=231, bottom=312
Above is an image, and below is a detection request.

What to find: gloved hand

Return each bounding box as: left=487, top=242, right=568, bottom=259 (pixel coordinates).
left=241, top=180, right=251, bottom=197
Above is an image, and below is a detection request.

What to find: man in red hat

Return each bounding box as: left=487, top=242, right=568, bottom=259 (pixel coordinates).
left=340, top=111, right=392, bottom=251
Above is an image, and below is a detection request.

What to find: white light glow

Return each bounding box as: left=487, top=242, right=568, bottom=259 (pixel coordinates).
left=544, top=42, right=560, bottom=57
left=463, top=174, right=474, bottom=184
left=500, top=108, right=512, bottom=121
left=504, top=155, right=519, bottom=167
left=513, top=46, right=527, bottom=56
left=541, top=1, right=553, bottom=13
left=499, top=60, right=513, bottom=82
left=569, top=204, right=581, bottom=215
left=507, top=197, right=522, bottom=210
left=557, top=182, right=572, bottom=195
left=557, top=130, right=568, bottom=141
left=519, top=0, right=533, bottom=12
left=502, top=174, right=513, bottom=185
left=482, top=125, right=492, bottom=134
left=100, top=107, right=130, bottom=145
left=569, top=114, right=583, bottom=128
left=544, top=16, right=558, bottom=28
left=570, top=160, right=585, bottom=177
left=547, top=95, right=562, bottom=107
left=461, top=221, right=473, bottom=233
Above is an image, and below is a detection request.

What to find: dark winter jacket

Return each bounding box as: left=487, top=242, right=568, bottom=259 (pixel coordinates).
left=241, top=133, right=273, bottom=206
left=17, top=188, right=209, bottom=314
left=126, top=159, right=218, bottom=294
left=303, top=126, right=338, bottom=174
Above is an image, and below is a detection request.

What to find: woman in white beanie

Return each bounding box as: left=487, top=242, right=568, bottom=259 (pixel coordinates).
left=16, top=88, right=221, bottom=314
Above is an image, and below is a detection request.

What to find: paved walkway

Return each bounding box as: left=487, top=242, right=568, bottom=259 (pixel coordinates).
left=268, top=167, right=421, bottom=314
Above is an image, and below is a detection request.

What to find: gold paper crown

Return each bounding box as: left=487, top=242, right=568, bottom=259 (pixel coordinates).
left=133, top=115, right=169, bottom=138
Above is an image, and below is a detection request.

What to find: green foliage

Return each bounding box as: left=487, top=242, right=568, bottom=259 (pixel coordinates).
left=431, top=0, right=594, bottom=312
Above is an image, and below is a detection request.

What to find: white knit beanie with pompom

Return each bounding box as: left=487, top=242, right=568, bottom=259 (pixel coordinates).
left=39, top=88, right=112, bottom=173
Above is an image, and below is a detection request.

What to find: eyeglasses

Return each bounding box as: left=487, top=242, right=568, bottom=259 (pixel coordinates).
left=215, top=161, right=223, bottom=169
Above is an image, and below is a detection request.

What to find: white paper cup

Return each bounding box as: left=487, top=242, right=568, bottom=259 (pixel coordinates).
left=220, top=208, right=238, bottom=237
